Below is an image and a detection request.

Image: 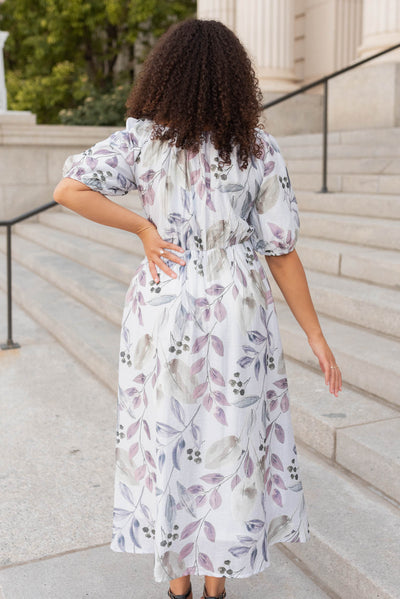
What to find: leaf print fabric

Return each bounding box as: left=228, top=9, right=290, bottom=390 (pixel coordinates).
left=63, top=117, right=310, bottom=583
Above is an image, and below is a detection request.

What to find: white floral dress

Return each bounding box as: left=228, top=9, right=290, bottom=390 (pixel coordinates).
left=63, top=117, right=310, bottom=583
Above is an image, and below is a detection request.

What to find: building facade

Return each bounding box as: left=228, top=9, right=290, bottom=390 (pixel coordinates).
left=197, top=0, right=400, bottom=132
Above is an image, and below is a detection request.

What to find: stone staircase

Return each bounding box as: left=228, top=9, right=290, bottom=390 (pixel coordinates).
left=1, top=126, right=400, bottom=599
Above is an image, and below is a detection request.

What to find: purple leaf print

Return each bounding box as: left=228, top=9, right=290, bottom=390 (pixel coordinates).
left=129, top=443, right=139, bottom=460
left=235, top=264, right=247, bottom=287
left=120, top=482, right=134, bottom=504
left=198, top=552, right=214, bottom=572
left=266, top=390, right=277, bottom=399
left=267, top=478, right=272, bottom=495
left=191, top=357, right=205, bottom=375
left=248, top=330, right=266, bottom=344
left=143, top=419, right=151, bottom=439
left=280, top=393, right=289, bottom=412
left=195, top=297, right=209, bottom=307
left=214, top=301, right=227, bottom=323
left=205, top=284, right=225, bottom=296
left=204, top=521, right=216, bottom=542
left=201, top=154, right=211, bottom=173
left=238, top=356, right=254, bottom=368
left=245, top=519, right=264, bottom=532
left=274, top=423, right=285, bottom=443
left=243, top=345, right=258, bottom=355
left=271, top=453, right=284, bottom=471
left=272, top=474, right=287, bottom=490
left=231, top=474, right=241, bottom=490
left=229, top=545, right=251, bottom=557
left=134, top=464, right=146, bottom=481
left=117, top=534, right=125, bottom=551
left=272, top=488, right=283, bottom=507
left=250, top=547, right=258, bottom=569
left=209, top=488, right=222, bottom=509
left=145, top=450, right=156, bottom=468
left=210, top=367, right=225, bottom=386
left=172, top=440, right=184, bottom=470
left=264, top=160, right=275, bottom=176
left=156, top=422, right=179, bottom=437
left=270, top=398, right=278, bottom=411
left=274, top=378, right=288, bottom=389
left=139, top=169, right=156, bottom=182
left=192, top=334, right=209, bottom=353
left=134, top=373, right=146, bottom=384
left=87, top=157, right=98, bottom=169
left=127, top=421, right=140, bottom=439
left=196, top=494, right=207, bottom=507
left=193, top=382, right=208, bottom=400
left=142, top=188, right=155, bottom=205
left=106, top=156, right=118, bottom=168
left=213, top=391, right=229, bottom=406
left=180, top=519, right=202, bottom=540
left=244, top=454, right=254, bottom=478
left=190, top=169, right=200, bottom=185
left=234, top=395, right=259, bottom=408
left=254, top=359, right=260, bottom=380
left=204, top=307, right=211, bottom=321
left=232, top=284, right=239, bottom=299
left=203, top=394, right=213, bottom=411
left=268, top=222, right=285, bottom=240
left=145, top=475, right=153, bottom=492
left=262, top=533, right=268, bottom=562
left=201, top=473, right=225, bottom=484
left=165, top=493, right=177, bottom=525
left=191, top=422, right=200, bottom=441
left=206, top=196, right=216, bottom=211
left=187, top=485, right=205, bottom=494
left=179, top=543, right=194, bottom=560
left=171, top=396, right=185, bottom=424
left=214, top=406, right=228, bottom=426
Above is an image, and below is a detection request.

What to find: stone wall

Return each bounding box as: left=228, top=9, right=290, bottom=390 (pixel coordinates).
left=0, top=113, right=116, bottom=220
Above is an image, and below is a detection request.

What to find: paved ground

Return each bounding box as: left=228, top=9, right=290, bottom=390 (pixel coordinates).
left=0, top=291, right=330, bottom=599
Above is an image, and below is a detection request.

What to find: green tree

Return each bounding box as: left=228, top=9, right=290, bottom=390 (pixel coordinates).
left=0, top=0, right=196, bottom=124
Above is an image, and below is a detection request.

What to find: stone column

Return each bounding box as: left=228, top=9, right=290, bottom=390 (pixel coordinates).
left=197, top=0, right=236, bottom=31
left=0, top=31, right=9, bottom=112
left=235, top=0, right=297, bottom=92
left=357, top=0, right=400, bottom=60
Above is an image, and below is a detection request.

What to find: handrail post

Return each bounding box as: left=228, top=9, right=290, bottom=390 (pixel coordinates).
left=320, top=79, right=329, bottom=193
left=1, top=224, right=20, bottom=350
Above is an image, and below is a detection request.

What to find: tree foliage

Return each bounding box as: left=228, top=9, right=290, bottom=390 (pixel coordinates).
left=0, top=0, right=196, bottom=124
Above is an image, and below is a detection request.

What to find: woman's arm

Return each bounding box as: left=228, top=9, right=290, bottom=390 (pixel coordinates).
left=265, top=248, right=342, bottom=397
left=53, top=177, right=186, bottom=282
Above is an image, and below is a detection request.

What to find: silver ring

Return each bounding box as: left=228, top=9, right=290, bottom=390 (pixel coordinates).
left=159, top=249, right=165, bottom=256
left=330, top=365, right=338, bottom=369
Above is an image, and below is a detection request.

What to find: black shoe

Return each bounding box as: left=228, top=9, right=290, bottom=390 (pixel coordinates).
left=167, top=582, right=193, bottom=599
left=202, top=583, right=226, bottom=599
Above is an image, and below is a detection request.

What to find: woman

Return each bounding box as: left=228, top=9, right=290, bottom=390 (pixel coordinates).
left=54, top=18, right=342, bottom=599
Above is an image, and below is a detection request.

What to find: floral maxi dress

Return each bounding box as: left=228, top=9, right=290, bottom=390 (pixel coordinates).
left=63, top=117, right=311, bottom=583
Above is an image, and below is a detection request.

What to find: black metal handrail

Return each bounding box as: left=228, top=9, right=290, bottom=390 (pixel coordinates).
left=262, top=41, right=400, bottom=193
left=1, top=200, right=57, bottom=349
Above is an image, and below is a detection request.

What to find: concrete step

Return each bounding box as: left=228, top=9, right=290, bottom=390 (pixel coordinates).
left=270, top=267, right=400, bottom=338
left=5, top=235, right=132, bottom=327
left=286, top=443, right=400, bottom=599
left=296, top=190, right=400, bottom=220
left=299, top=211, right=400, bottom=250
left=273, top=300, right=400, bottom=409
left=282, top=142, right=400, bottom=160
left=288, top=157, right=400, bottom=176
left=0, top=254, right=119, bottom=392
left=286, top=358, right=400, bottom=503
left=278, top=126, right=400, bottom=148
left=290, top=171, right=400, bottom=194
left=39, top=210, right=145, bottom=255
left=14, top=222, right=140, bottom=285
left=296, top=237, right=400, bottom=289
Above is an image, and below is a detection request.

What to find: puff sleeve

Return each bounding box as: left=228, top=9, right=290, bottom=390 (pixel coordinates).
left=248, top=132, right=300, bottom=256
left=62, top=117, right=145, bottom=196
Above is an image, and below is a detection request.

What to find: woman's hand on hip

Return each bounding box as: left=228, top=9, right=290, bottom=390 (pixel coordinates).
left=307, top=332, right=342, bottom=397
left=138, top=224, right=186, bottom=282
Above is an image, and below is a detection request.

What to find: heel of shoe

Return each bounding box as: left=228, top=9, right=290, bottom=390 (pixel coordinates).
left=167, top=582, right=192, bottom=599
left=202, top=583, right=226, bottom=599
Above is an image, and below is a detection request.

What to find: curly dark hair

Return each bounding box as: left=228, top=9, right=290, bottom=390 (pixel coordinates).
left=125, top=18, right=264, bottom=170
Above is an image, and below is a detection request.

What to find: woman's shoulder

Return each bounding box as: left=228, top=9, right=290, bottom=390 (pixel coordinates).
left=124, top=116, right=154, bottom=146
left=254, top=127, right=282, bottom=154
